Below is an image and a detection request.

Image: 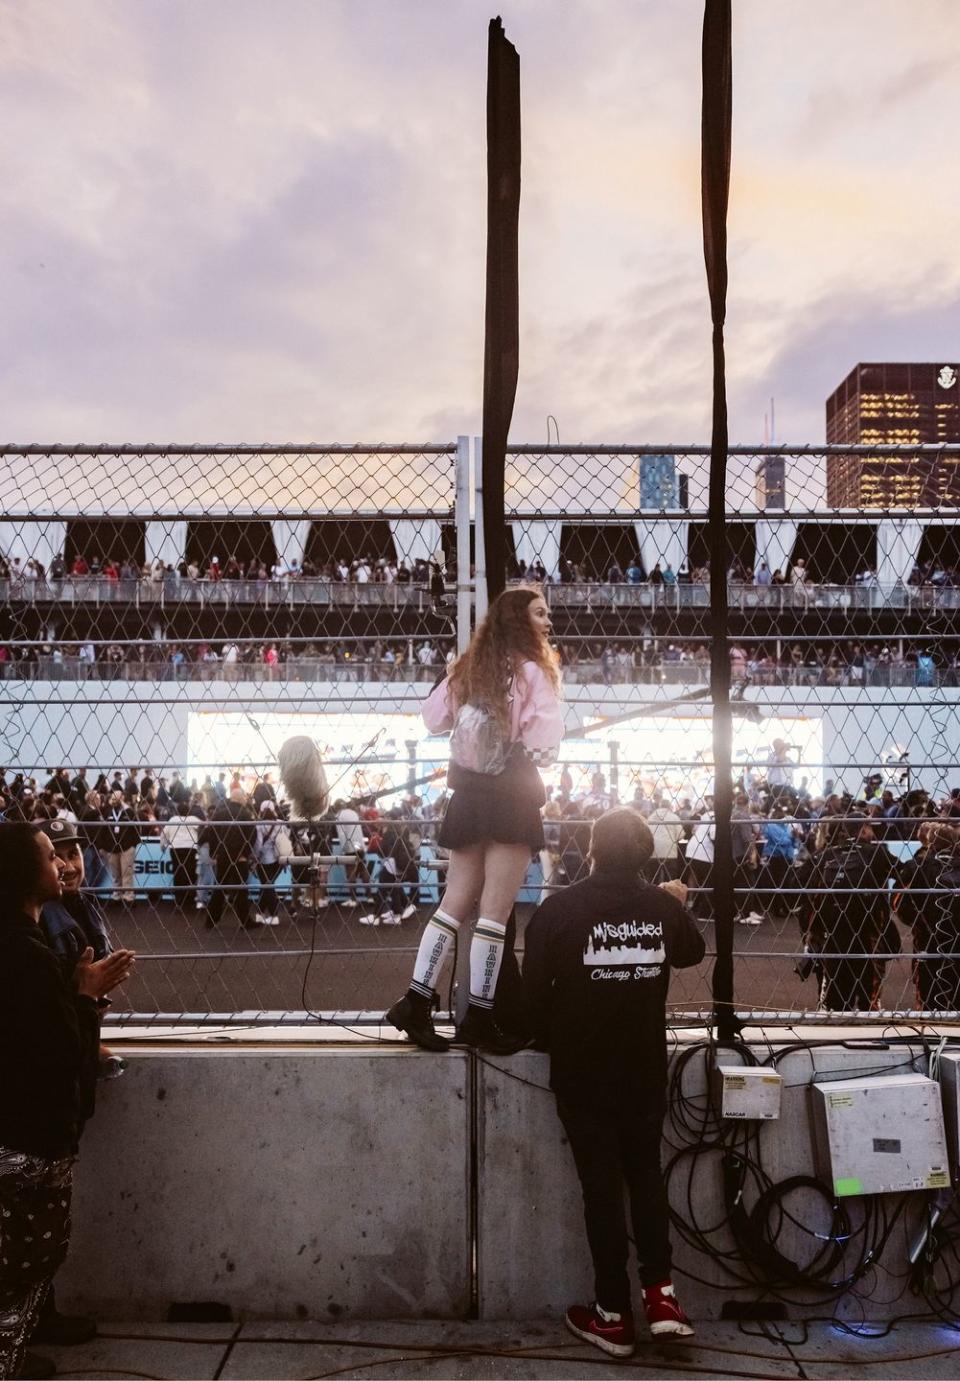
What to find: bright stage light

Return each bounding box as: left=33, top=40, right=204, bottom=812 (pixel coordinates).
left=557, top=714, right=824, bottom=801
left=188, top=709, right=824, bottom=807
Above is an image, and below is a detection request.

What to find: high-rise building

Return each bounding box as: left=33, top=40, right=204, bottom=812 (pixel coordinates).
left=640, top=454, right=682, bottom=510
left=755, top=456, right=786, bottom=510
left=826, top=362, right=960, bottom=507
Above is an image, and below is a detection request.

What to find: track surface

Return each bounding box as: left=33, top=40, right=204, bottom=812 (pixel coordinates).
left=102, top=895, right=922, bottom=1022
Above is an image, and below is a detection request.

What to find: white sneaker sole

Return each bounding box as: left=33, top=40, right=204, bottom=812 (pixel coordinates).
left=564, top=1316, right=634, bottom=1358
left=648, top=1319, right=694, bottom=1337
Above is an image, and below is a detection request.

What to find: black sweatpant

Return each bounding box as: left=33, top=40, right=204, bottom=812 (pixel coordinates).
left=557, top=1096, right=671, bottom=1312
left=169, top=848, right=196, bottom=911
left=258, top=860, right=282, bottom=919
left=684, top=858, right=713, bottom=919
left=208, top=859, right=252, bottom=927
left=756, top=854, right=791, bottom=919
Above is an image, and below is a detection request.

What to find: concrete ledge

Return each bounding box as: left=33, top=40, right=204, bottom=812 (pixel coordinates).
left=476, top=1043, right=944, bottom=1320
left=59, top=1048, right=471, bottom=1320
left=58, top=1036, right=953, bottom=1323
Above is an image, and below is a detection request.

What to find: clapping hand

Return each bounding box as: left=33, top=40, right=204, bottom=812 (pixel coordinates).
left=75, top=947, right=136, bottom=1000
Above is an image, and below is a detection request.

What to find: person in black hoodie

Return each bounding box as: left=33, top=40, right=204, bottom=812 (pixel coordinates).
left=523, top=808, right=705, bottom=1358
left=203, top=787, right=257, bottom=929
left=0, top=825, right=134, bottom=1379
left=803, top=812, right=896, bottom=1011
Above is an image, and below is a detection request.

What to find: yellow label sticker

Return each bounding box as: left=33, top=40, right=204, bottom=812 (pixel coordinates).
left=724, top=1076, right=746, bottom=1089
left=829, top=1094, right=854, bottom=1109
left=926, top=1170, right=950, bottom=1189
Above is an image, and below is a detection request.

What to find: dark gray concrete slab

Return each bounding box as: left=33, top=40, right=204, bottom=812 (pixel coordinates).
left=224, top=1321, right=802, bottom=1380
left=58, top=1051, right=471, bottom=1320
left=46, top=1320, right=960, bottom=1380
left=793, top=1320, right=960, bottom=1378
left=40, top=1332, right=228, bottom=1379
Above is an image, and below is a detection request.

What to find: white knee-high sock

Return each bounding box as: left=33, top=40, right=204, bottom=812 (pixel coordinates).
left=469, top=918, right=507, bottom=1009
left=410, top=909, right=461, bottom=999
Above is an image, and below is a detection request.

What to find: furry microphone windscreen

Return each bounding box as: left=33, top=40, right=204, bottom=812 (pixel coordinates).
left=278, top=736, right=330, bottom=820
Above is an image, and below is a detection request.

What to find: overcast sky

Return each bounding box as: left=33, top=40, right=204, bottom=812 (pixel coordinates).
left=3, top=0, right=959, bottom=448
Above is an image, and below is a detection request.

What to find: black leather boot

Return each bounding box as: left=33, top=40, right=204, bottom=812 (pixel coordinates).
left=386, top=992, right=450, bottom=1052
left=456, top=1005, right=528, bottom=1056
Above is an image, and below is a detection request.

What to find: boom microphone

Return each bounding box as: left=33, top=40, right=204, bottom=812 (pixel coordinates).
left=277, top=736, right=330, bottom=820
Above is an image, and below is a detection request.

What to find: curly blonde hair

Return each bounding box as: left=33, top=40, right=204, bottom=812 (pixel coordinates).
left=447, top=585, right=560, bottom=727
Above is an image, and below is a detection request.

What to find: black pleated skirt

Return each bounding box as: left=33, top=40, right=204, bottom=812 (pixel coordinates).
left=439, top=757, right=546, bottom=851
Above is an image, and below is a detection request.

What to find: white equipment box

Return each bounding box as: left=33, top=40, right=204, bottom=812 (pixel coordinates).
left=938, top=1051, right=960, bottom=1176
left=811, top=1073, right=950, bottom=1198
left=715, top=1066, right=782, bottom=1120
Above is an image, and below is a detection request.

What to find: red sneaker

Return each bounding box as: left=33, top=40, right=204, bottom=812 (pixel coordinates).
left=642, top=1279, right=694, bottom=1337
left=565, top=1302, right=636, bottom=1357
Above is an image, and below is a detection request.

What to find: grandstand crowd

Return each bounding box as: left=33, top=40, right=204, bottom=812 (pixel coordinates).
left=0, top=552, right=445, bottom=587
left=3, top=751, right=960, bottom=1010
left=4, top=543, right=960, bottom=591
left=0, top=636, right=953, bottom=689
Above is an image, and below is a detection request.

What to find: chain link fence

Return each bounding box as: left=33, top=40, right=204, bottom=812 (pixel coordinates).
left=2, top=441, right=959, bottom=1025
left=0, top=444, right=457, bottom=1026
left=509, top=444, right=960, bottom=1025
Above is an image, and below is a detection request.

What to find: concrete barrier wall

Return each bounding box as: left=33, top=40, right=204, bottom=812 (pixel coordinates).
left=477, top=1044, right=935, bottom=1320
left=59, top=1039, right=947, bottom=1323
left=59, top=1048, right=471, bottom=1320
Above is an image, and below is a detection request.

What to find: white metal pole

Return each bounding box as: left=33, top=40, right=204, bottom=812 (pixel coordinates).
left=474, top=435, right=488, bottom=625
left=455, top=436, right=472, bottom=654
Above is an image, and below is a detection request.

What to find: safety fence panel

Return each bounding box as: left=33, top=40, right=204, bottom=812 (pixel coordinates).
left=6, top=440, right=960, bottom=1025
left=0, top=443, right=456, bottom=1025
left=504, top=443, right=960, bottom=1025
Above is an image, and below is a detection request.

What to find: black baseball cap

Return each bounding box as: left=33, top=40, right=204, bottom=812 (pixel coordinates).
left=34, top=818, right=80, bottom=846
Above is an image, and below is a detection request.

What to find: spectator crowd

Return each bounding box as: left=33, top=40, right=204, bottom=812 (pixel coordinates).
left=2, top=747, right=960, bottom=1011
left=0, top=638, right=454, bottom=682
left=0, top=765, right=439, bottom=931
left=5, top=543, right=960, bottom=594
left=1, top=635, right=956, bottom=690
left=0, top=550, right=447, bottom=590
left=538, top=749, right=960, bottom=1014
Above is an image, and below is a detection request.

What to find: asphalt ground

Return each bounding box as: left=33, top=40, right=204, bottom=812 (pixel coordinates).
left=37, top=1317, right=960, bottom=1379
left=100, top=893, right=924, bottom=1024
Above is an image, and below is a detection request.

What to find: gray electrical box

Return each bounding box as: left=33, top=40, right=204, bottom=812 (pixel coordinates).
left=938, top=1052, right=960, bottom=1177
left=811, top=1073, right=950, bottom=1198
left=715, top=1065, right=782, bottom=1120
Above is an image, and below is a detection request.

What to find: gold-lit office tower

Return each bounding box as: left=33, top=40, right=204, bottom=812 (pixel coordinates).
left=826, top=362, right=960, bottom=508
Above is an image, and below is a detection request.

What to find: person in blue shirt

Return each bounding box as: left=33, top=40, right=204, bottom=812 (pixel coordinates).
left=759, top=808, right=798, bottom=920
left=626, top=559, right=643, bottom=585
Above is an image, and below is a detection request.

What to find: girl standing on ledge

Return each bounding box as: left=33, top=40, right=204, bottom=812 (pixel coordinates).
left=388, top=586, right=564, bottom=1055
